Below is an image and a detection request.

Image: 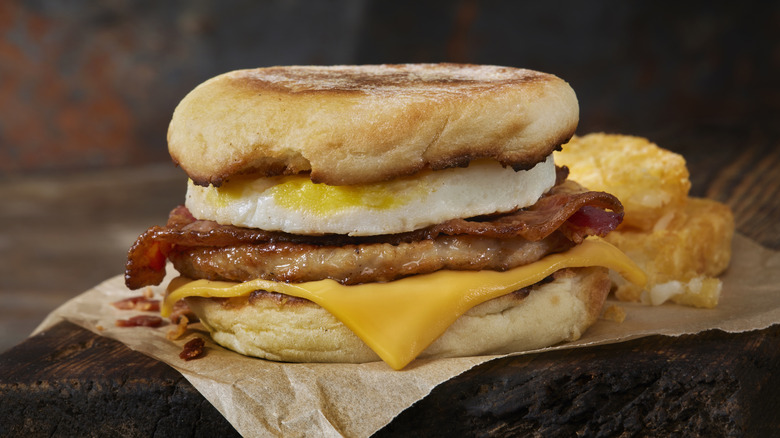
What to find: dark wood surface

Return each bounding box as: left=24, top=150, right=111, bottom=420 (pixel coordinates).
left=0, top=121, right=778, bottom=437
left=0, top=321, right=238, bottom=437
left=376, top=326, right=780, bottom=437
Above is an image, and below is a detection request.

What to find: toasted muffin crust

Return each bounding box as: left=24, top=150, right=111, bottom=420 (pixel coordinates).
left=168, top=64, right=578, bottom=186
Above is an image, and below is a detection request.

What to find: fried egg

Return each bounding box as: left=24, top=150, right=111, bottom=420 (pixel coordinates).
left=185, top=155, right=557, bottom=236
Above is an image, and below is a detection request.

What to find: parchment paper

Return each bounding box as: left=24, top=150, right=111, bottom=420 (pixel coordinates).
left=34, top=234, right=780, bottom=438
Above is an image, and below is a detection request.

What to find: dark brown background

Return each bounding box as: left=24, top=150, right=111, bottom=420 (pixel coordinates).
left=2, top=0, right=778, bottom=176
left=1, top=0, right=779, bottom=351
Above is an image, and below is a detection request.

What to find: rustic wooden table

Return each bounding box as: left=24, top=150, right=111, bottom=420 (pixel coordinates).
left=0, top=121, right=778, bottom=437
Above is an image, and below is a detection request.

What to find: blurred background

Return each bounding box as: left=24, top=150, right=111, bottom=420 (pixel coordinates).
left=1, top=0, right=778, bottom=352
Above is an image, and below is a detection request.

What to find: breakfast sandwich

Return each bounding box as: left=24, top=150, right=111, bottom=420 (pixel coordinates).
left=125, top=64, right=645, bottom=369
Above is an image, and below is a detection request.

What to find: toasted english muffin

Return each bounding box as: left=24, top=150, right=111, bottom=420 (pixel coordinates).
left=168, top=64, right=578, bottom=187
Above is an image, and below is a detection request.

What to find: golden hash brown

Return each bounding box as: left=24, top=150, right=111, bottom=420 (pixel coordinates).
left=644, top=277, right=723, bottom=309
left=555, top=133, right=734, bottom=308
left=606, top=197, right=734, bottom=307
left=555, top=133, right=691, bottom=231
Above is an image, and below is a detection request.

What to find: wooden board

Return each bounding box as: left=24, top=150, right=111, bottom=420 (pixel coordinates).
left=0, top=321, right=239, bottom=437
left=2, top=322, right=778, bottom=437
left=377, top=325, right=780, bottom=437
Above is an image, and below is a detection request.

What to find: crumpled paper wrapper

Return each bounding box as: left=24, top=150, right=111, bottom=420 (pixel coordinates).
left=34, top=234, right=780, bottom=437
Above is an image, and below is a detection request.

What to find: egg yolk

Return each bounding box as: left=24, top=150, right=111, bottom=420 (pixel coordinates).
left=205, top=173, right=429, bottom=217
left=205, top=180, right=245, bottom=208
left=268, top=175, right=415, bottom=215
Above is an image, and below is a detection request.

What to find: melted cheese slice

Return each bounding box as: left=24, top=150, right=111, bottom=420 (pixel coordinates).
left=164, top=238, right=646, bottom=370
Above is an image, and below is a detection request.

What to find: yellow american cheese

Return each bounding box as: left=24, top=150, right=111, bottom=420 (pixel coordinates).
left=163, top=237, right=646, bottom=370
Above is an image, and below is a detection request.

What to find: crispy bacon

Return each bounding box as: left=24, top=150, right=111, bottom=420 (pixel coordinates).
left=115, top=315, right=164, bottom=328
left=125, top=178, right=623, bottom=289
left=112, top=295, right=160, bottom=312
left=179, top=337, right=206, bottom=361
left=168, top=299, right=198, bottom=324
left=425, top=182, right=623, bottom=242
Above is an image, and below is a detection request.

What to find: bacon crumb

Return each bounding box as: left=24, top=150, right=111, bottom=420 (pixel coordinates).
left=112, top=295, right=160, bottom=312
left=180, top=337, right=206, bottom=361
left=169, top=299, right=198, bottom=324
left=167, top=315, right=190, bottom=340
left=116, top=315, right=164, bottom=328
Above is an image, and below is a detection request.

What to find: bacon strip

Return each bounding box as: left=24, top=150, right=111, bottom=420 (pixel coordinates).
left=115, top=315, right=164, bottom=328
left=425, top=182, right=623, bottom=241
left=125, top=179, right=622, bottom=289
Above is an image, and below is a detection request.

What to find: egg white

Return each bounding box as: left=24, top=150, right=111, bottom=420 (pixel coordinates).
left=185, top=155, right=557, bottom=236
